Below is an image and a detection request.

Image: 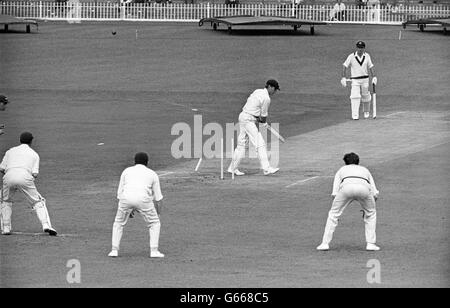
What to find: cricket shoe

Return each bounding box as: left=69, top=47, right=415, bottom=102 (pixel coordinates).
left=227, top=167, right=245, bottom=176
left=263, top=167, right=279, bottom=176
left=366, top=243, right=380, bottom=251
left=2, top=226, right=11, bottom=235
left=364, top=112, right=370, bottom=119
left=44, top=227, right=58, bottom=236
left=108, top=250, right=119, bottom=257
left=316, top=243, right=329, bottom=251
left=150, top=251, right=165, bottom=258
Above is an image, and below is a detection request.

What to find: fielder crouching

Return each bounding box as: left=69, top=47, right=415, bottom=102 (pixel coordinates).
left=317, top=152, right=380, bottom=251
left=108, top=152, right=164, bottom=258
left=0, top=132, right=57, bottom=236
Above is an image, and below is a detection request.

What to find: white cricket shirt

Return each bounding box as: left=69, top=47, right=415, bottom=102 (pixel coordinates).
left=332, top=164, right=379, bottom=197
left=242, top=88, right=271, bottom=117
left=0, top=144, right=40, bottom=175
left=117, top=164, right=163, bottom=204
left=343, top=52, right=374, bottom=79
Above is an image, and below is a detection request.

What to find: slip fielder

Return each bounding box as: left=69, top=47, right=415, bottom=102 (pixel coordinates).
left=341, top=41, right=377, bottom=120
left=228, top=79, right=281, bottom=176
left=108, top=152, right=164, bottom=258
left=317, top=152, right=380, bottom=251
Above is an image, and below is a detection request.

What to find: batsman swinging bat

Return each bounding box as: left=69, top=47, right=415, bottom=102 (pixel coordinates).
left=372, top=83, right=377, bottom=119
left=267, top=125, right=286, bottom=143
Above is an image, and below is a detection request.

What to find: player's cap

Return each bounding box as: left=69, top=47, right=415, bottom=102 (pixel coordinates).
left=266, top=79, right=280, bottom=91
left=356, top=41, right=366, bottom=48
left=0, top=95, right=8, bottom=104
left=20, top=132, right=34, bottom=144
left=134, top=152, right=149, bottom=166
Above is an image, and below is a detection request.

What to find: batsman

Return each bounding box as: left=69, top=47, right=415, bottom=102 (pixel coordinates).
left=228, top=79, right=280, bottom=176
left=341, top=41, right=377, bottom=120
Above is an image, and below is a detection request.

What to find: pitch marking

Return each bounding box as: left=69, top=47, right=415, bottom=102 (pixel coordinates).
left=285, top=176, right=332, bottom=188
left=385, top=111, right=408, bottom=118
left=9, top=232, right=79, bottom=237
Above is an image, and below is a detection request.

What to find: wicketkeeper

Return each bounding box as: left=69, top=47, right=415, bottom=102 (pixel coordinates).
left=341, top=41, right=377, bottom=120
left=0, top=132, right=57, bottom=236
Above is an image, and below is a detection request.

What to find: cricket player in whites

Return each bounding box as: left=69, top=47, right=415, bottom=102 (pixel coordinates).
left=228, top=79, right=280, bottom=176
left=317, top=153, right=380, bottom=251
left=341, top=41, right=377, bottom=120
left=108, top=152, right=164, bottom=258
left=0, top=132, right=57, bottom=236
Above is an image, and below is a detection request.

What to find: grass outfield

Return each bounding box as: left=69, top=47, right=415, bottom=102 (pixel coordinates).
left=0, top=22, right=449, bottom=287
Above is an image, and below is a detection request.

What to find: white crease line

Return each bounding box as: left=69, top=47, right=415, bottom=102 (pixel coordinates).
left=285, top=176, right=332, bottom=188
left=158, top=171, right=175, bottom=177
left=9, top=232, right=78, bottom=237
left=385, top=111, right=408, bottom=118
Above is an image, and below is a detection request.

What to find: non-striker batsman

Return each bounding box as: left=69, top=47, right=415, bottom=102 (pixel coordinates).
left=341, top=41, right=377, bottom=120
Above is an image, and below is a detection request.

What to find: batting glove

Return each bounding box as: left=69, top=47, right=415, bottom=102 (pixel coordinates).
left=261, top=122, right=269, bottom=128
left=372, top=77, right=377, bottom=85
left=340, top=77, right=347, bottom=87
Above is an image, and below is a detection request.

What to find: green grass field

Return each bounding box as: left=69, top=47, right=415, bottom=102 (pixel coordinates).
left=0, top=21, right=449, bottom=287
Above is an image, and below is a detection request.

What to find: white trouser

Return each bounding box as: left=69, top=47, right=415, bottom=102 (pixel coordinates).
left=321, top=182, right=377, bottom=245
left=111, top=200, right=161, bottom=252
left=1, top=169, right=53, bottom=232
left=350, top=78, right=371, bottom=119
left=228, top=111, right=270, bottom=171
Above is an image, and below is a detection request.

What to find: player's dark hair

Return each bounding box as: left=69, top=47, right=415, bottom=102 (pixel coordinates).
left=134, top=152, right=149, bottom=166
left=20, top=132, right=34, bottom=145
left=343, top=152, right=359, bottom=165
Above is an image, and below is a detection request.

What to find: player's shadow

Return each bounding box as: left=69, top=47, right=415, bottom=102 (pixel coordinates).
left=0, top=29, right=38, bottom=34
left=209, top=28, right=327, bottom=36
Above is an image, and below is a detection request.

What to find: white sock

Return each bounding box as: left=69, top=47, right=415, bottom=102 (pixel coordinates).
left=351, top=99, right=361, bottom=119
left=33, top=201, right=52, bottom=229
left=1, top=202, right=13, bottom=231
left=149, top=221, right=161, bottom=250
left=229, top=146, right=245, bottom=170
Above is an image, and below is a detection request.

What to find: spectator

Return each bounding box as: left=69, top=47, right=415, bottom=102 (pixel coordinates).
left=330, top=0, right=346, bottom=21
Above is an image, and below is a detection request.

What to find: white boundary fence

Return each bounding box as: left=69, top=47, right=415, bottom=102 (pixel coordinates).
left=1, top=1, right=449, bottom=24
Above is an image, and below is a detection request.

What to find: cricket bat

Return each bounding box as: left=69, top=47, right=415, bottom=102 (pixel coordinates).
left=372, top=83, right=377, bottom=119
left=267, top=124, right=286, bottom=143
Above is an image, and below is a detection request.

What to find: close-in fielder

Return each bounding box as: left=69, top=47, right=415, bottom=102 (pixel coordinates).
left=317, top=152, right=380, bottom=251
left=108, top=152, right=165, bottom=258
left=0, top=132, right=57, bottom=235
left=341, top=41, right=377, bottom=120
left=228, top=79, right=280, bottom=176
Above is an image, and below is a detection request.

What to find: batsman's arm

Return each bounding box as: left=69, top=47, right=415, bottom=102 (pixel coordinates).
left=341, top=65, right=347, bottom=79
